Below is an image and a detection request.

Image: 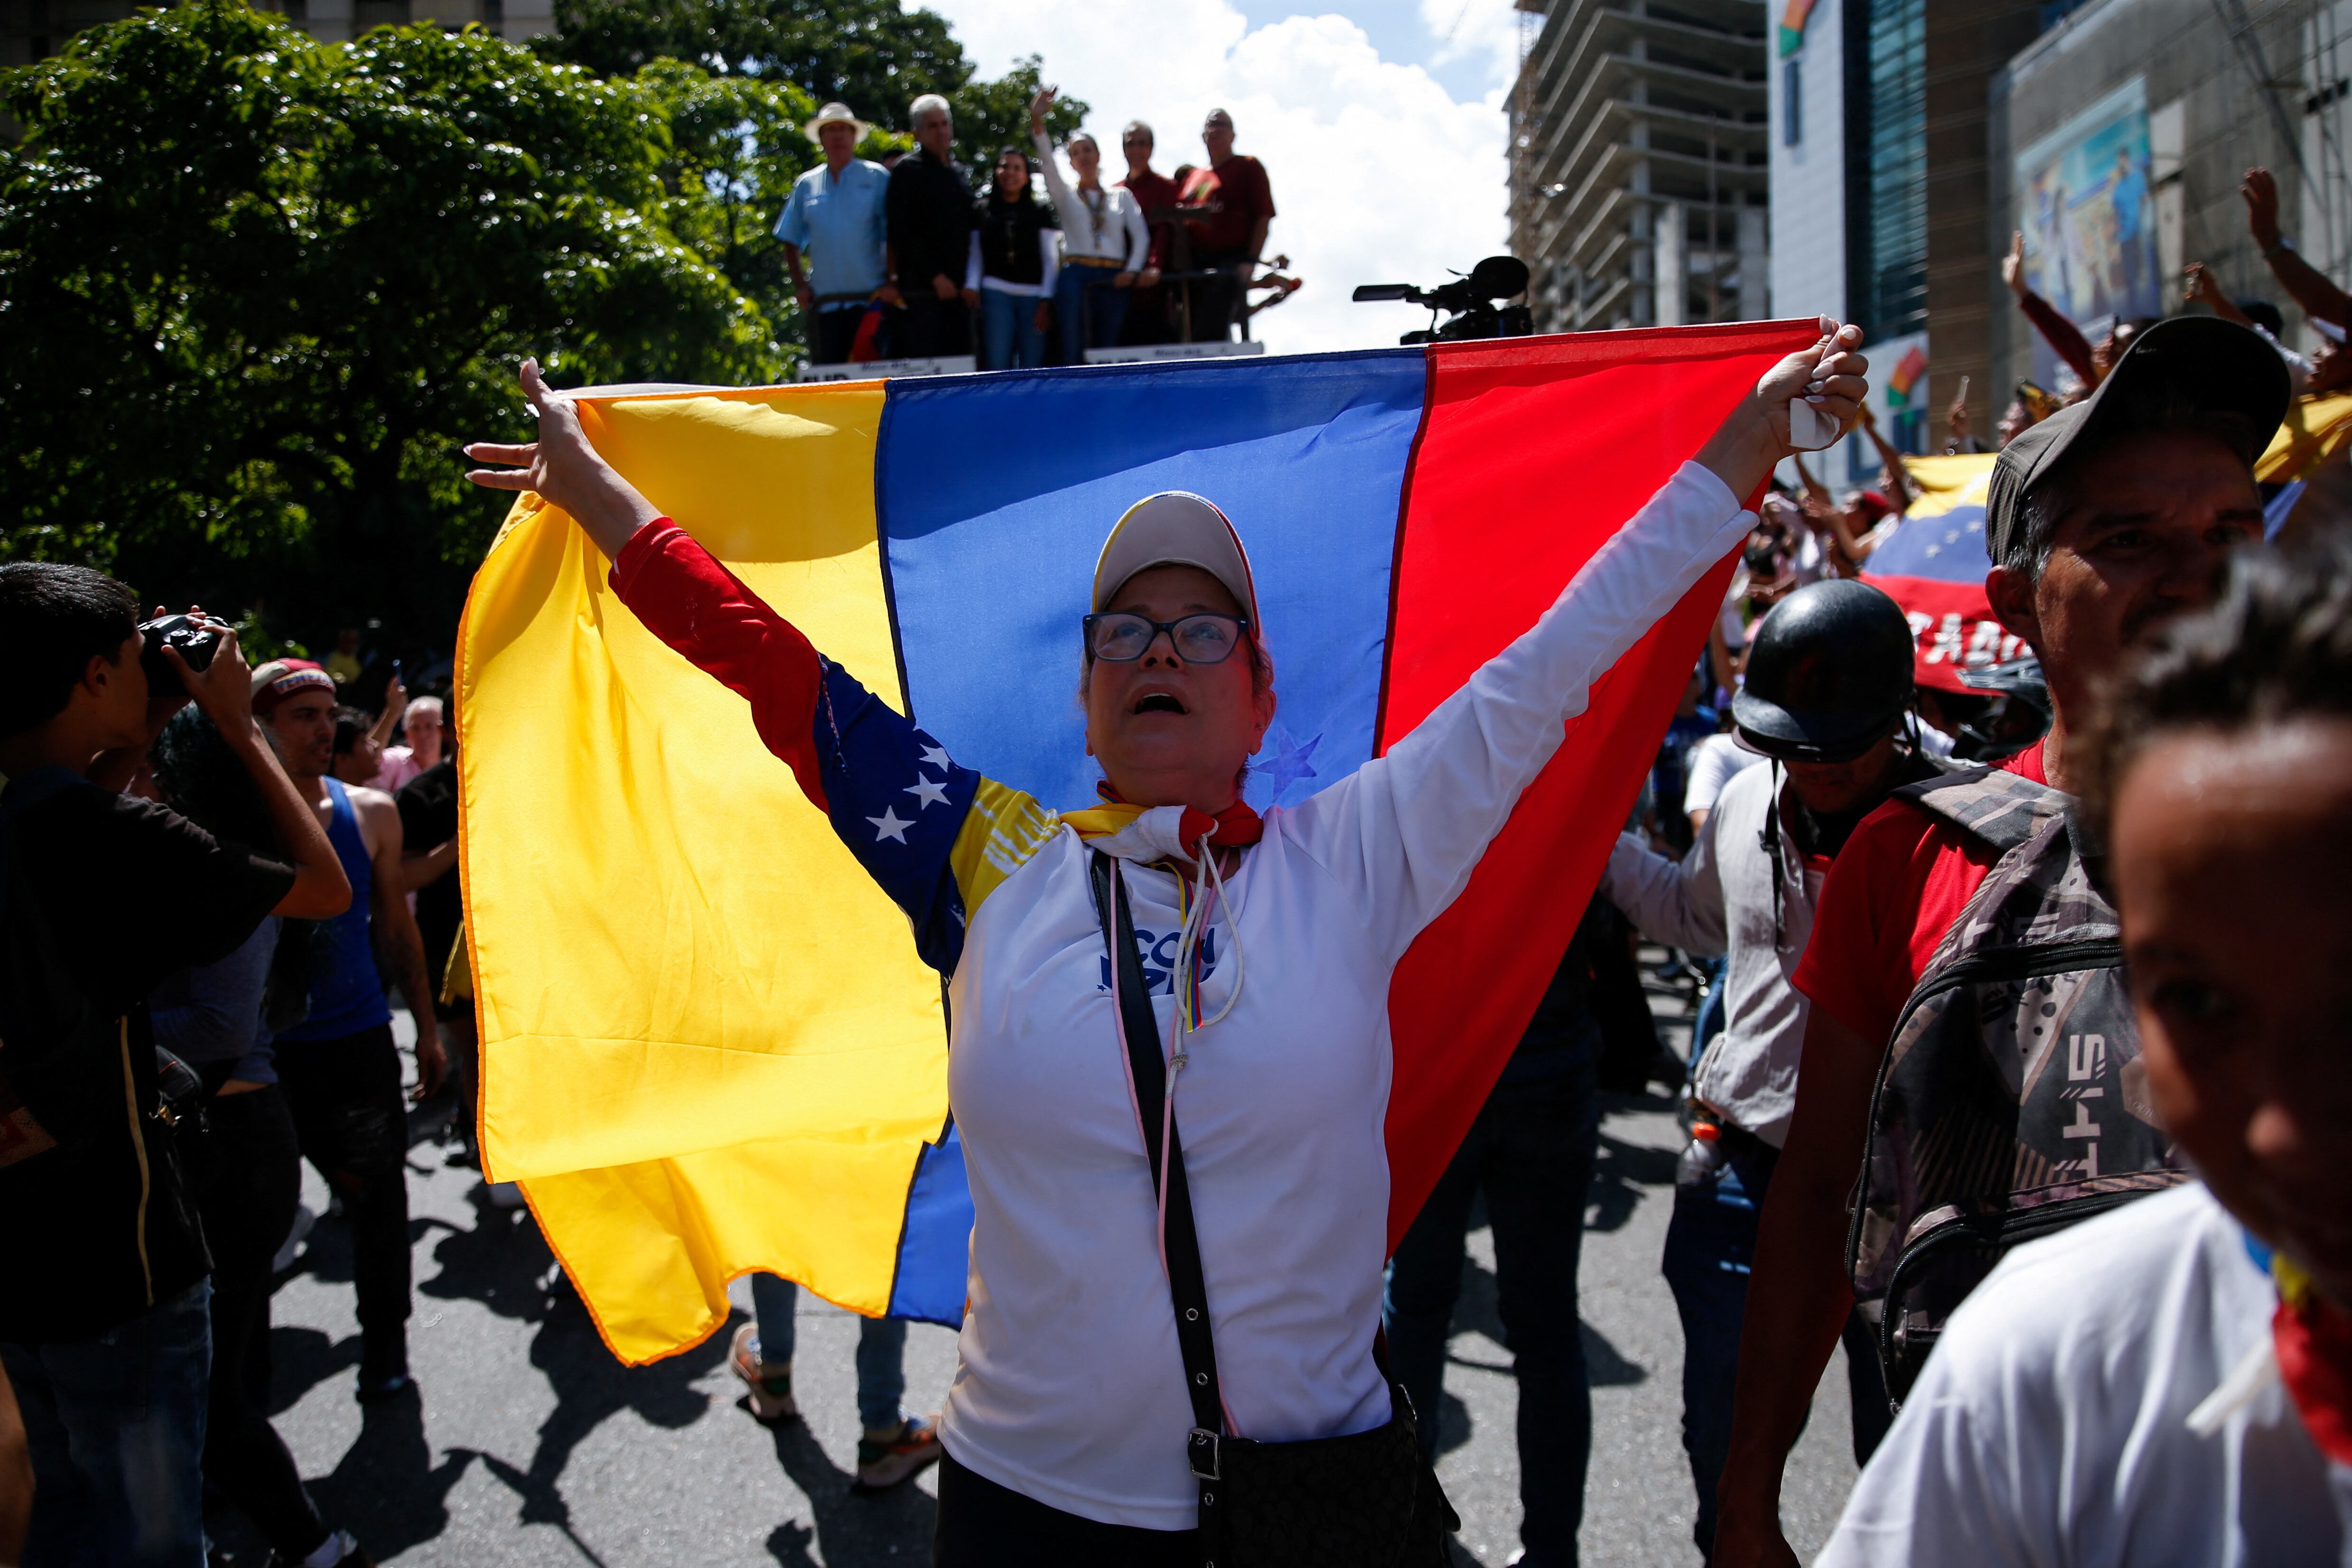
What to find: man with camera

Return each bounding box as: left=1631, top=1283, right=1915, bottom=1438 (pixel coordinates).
left=0, top=563, right=349, bottom=1568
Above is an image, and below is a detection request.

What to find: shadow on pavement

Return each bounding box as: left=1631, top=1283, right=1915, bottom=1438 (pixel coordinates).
left=756, top=1413, right=938, bottom=1567
left=308, top=1388, right=479, bottom=1560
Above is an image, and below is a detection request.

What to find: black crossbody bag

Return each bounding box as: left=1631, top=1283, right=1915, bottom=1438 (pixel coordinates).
left=1089, top=852, right=1458, bottom=1568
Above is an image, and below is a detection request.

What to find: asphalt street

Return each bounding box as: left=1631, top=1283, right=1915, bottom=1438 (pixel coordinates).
left=229, top=965, right=1867, bottom=1568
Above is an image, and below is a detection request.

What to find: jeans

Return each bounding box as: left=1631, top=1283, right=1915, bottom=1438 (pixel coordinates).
left=1383, top=1065, right=1600, bottom=1568
left=197, top=1085, right=329, bottom=1558
left=2, top=1281, right=212, bottom=1568
left=1050, top=267, right=1127, bottom=364
left=979, top=287, right=1048, bottom=370
left=933, top=1451, right=1193, bottom=1567
left=1660, top=1132, right=1891, bottom=1560
left=748, top=1274, right=907, bottom=1432
left=275, top=1024, right=411, bottom=1381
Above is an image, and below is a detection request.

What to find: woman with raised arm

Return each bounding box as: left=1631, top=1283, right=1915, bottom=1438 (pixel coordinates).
left=463, top=323, right=1868, bottom=1567
left=1029, top=86, right=1149, bottom=364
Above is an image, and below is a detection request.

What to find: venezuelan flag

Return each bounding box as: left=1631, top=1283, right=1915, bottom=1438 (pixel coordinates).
left=459, top=322, right=1816, bottom=1364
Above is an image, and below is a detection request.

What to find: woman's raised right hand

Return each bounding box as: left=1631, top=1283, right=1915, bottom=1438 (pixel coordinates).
left=465, top=358, right=663, bottom=560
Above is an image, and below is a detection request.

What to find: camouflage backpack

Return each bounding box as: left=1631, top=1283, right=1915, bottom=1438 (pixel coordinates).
left=1845, top=765, right=2184, bottom=1403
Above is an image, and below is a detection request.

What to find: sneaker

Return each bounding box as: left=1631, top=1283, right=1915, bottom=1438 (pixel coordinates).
left=727, top=1324, right=799, bottom=1422
left=853, top=1415, right=942, bottom=1491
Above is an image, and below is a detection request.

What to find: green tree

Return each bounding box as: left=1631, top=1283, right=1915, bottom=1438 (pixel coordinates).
left=0, top=0, right=786, bottom=646
left=952, top=56, right=1086, bottom=185
left=533, top=0, right=970, bottom=128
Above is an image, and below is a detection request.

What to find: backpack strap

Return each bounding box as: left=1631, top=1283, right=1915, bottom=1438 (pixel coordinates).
left=1885, top=764, right=2071, bottom=855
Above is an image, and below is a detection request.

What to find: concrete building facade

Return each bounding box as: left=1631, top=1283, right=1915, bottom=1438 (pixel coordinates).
left=1991, top=0, right=2327, bottom=395
left=1508, top=0, right=1772, bottom=336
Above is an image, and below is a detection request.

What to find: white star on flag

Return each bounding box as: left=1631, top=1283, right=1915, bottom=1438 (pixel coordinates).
left=905, top=775, right=950, bottom=810
left=919, top=744, right=952, bottom=772
left=868, top=807, right=913, bottom=843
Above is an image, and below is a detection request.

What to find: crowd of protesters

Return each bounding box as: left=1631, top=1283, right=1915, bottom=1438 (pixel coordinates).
left=6, top=164, right=2352, bottom=1568
left=776, top=88, right=1278, bottom=371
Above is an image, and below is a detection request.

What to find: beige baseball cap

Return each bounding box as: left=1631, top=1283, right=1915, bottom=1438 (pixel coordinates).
left=1091, top=492, right=1263, bottom=633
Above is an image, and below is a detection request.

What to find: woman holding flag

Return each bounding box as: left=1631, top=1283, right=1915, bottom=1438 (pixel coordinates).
left=464, top=323, right=1867, bottom=1565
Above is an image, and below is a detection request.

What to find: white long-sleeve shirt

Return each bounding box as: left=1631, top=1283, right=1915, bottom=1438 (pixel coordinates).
left=1033, top=131, right=1149, bottom=271
left=1603, top=758, right=1818, bottom=1146
left=610, top=461, right=1757, bottom=1529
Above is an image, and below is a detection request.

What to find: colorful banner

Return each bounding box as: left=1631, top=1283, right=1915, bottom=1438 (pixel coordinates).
left=458, top=324, right=1813, bottom=1363
left=2015, top=77, right=2161, bottom=390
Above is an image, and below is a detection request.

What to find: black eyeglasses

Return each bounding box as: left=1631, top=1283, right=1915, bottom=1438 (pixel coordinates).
left=1082, top=612, right=1250, bottom=664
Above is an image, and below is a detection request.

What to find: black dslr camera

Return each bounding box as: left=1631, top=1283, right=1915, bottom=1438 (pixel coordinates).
left=1353, top=256, right=1535, bottom=345
left=139, top=614, right=222, bottom=695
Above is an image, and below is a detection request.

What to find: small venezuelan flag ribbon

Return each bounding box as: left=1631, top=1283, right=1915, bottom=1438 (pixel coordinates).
left=2274, top=1255, right=2352, bottom=1466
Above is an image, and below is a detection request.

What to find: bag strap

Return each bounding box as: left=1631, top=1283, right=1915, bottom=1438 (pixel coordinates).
left=1089, top=851, right=1230, bottom=1483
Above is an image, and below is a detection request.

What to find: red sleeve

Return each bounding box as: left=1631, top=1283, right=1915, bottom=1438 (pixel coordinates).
left=2018, top=290, right=2097, bottom=388
left=1791, top=799, right=1942, bottom=1045
left=607, top=519, right=831, bottom=811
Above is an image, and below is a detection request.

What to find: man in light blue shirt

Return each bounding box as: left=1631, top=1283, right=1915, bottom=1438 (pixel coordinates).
left=776, top=102, right=896, bottom=364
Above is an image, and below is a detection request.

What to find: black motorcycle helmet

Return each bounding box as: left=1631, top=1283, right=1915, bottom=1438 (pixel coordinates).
left=1731, top=579, right=1916, bottom=763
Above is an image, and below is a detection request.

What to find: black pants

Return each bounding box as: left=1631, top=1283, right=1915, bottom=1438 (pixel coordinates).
left=893, top=290, right=970, bottom=358
left=1185, top=249, right=1249, bottom=342
left=933, top=1451, right=1194, bottom=1567
left=809, top=305, right=868, bottom=365
left=275, top=1024, right=412, bottom=1377
left=1385, top=1064, right=1599, bottom=1568
left=197, top=1083, right=331, bottom=1557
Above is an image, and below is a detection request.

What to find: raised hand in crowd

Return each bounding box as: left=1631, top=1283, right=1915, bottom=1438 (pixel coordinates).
left=2242, top=166, right=2352, bottom=330
left=2002, top=229, right=2027, bottom=297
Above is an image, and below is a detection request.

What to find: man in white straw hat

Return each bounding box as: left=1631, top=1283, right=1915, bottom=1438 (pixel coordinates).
left=776, top=101, right=897, bottom=365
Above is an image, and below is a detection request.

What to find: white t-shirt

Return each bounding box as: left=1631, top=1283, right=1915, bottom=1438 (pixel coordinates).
left=934, top=463, right=1755, bottom=1527
left=1820, top=1182, right=2352, bottom=1567
left=1683, top=732, right=1763, bottom=817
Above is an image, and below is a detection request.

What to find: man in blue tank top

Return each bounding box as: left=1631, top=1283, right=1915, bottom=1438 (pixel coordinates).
left=254, top=660, right=444, bottom=1402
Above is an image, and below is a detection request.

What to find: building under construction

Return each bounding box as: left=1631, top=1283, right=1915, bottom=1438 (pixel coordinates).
left=1507, top=0, right=1773, bottom=335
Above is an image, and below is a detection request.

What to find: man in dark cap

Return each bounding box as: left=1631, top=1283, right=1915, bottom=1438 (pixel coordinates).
left=1604, top=579, right=1928, bottom=1559
left=1711, top=317, right=2290, bottom=1568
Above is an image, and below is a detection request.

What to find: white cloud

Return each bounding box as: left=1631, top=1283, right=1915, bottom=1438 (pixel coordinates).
left=928, top=0, right=1511, bottom=354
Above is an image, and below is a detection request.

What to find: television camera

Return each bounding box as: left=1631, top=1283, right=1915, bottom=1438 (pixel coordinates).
left=1352, top=256, right=1534, bottom=344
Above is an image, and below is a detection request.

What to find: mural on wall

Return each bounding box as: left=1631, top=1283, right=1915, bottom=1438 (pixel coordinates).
left=2014, top=77, right=2160, bottom=391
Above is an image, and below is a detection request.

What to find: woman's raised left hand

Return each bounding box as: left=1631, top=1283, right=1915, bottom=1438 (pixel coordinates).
left=1694, top=320, right=1868, bottom=500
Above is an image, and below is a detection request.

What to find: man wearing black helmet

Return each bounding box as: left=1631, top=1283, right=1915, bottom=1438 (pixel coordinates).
left=1603, top=578, right=1932, bottom=1559
left=1713, top=316, right=2290, bottom=1568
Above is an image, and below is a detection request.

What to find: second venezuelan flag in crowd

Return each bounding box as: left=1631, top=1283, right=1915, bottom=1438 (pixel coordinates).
left=457, top=321, right=1817, bottom=1363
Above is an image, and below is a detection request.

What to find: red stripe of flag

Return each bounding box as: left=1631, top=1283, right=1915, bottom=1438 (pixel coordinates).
left=1378, top=321, right=1821, bottom=1251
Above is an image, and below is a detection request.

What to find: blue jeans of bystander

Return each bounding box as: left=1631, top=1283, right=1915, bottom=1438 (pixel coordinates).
left=1, top=1279, right=212, bottom=1568
left=979, top=287, right=1049, bottom=371
left=1661, top=1132, right=1890, bottom=1560
left=1051, top=267, right=1128, bottom=364
left=748, top=1273, right=909, bottom=1432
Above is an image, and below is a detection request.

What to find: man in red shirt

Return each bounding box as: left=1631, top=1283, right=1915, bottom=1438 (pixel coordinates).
left=1115, top=120, right=1178, bottom=345
left=1711, top=317, right=2290, bottom=1568
left=1175, top=108, right=1273, bottom=343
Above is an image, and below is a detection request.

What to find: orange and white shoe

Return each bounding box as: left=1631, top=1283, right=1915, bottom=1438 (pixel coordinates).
left=854, top=1414, right=943, bottom=1490
left=727, top=1324, right=799, bottom=1422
